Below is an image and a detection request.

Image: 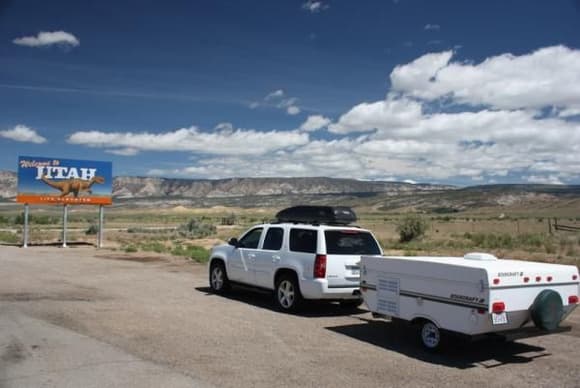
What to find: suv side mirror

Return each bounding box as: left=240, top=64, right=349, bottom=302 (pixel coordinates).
left=228, top=237, right=240, bottom=248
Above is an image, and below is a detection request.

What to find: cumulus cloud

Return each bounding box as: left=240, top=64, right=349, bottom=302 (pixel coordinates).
left=329, top=97, right=423, bottom=134
left=424, top=24, right=440, bottom=31
left=13, top=31, right=79, bottom=48
left=391, top=45, right=580, bottom=111
left=0, top=125, right=47, bottom=143
left=67, top=126, right=309, bottom=156
left=299, top=115, right=331, bottom=131
left=302, top=1, right=329, bottom=13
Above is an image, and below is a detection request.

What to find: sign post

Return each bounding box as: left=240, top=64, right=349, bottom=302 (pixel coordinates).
left=97, top=205, right=104, bottom=248
left=23, top=203, right=29, bottom=248
left=62, top=204, right=68, bottom=248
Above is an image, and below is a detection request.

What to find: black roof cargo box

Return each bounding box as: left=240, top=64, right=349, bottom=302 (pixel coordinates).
left=275, top=206, right=357, bottom=225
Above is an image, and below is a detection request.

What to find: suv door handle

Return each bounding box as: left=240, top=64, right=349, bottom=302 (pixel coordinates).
left=248, top=253, right=256, bottom=259
left=272, top=255, right=281, bottom=262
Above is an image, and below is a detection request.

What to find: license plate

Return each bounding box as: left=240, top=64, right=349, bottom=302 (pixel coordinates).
left=350, top=269, right=360, bottom=276
left=492, top=312, right=508, bottom=325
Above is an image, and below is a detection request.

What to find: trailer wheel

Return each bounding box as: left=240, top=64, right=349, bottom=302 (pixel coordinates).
left=530, top=289, right=563, bottom=331
left=420, top=321, right=442, bottom=351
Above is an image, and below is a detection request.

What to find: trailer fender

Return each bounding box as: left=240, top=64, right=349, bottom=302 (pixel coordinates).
left=410, top=315, right=441, bottom=329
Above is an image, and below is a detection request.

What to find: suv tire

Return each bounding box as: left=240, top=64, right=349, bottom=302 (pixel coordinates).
left=275, top=273, right=303, bottom=313
left=209, top=260, right=230, bottom=294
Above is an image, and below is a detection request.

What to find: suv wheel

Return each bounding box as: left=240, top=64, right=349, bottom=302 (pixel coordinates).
left=209, top=261, right=230, bottom=294
left=275, top=274, right=303, bottom=313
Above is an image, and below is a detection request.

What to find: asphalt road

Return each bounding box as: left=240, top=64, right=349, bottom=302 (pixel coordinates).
left=0, top=246, right=579, bottom=388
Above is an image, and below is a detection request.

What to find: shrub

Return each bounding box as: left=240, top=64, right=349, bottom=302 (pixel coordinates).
left=85, top=223, right=99, bottom=235
left=396, top=214, right=428, bottom=243
left=177, top=218, right=216, bottom=239
left=124, top=245, right=138, bottom=253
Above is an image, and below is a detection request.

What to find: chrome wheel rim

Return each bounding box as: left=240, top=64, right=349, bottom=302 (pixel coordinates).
left=277, top=280, right=295, bottom=309
left=421, top=322, right=440, bottom=349
left=211, top=266, right=224, bottom=290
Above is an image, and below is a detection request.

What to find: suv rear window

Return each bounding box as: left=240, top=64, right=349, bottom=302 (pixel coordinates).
left=289, top=229, right=317, bottom=253
left=324, top=230, right=381, bottom=255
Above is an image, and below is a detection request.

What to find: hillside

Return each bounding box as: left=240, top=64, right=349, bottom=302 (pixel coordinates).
left=3, top=170, right=579, bottom=213
left=0, top=171, right=451, bottom=202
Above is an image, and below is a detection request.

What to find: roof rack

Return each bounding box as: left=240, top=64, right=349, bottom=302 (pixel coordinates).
left=274, top=206, right=357, bottom=226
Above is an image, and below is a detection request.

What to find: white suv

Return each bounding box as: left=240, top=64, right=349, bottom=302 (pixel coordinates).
left=208, top=206, right=382, bottom=312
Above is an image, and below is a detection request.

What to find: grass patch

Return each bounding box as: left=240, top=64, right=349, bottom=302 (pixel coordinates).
left=0, top=231, right=19, bottom=244
left=139, top=241, right=168, bottom=254
left=171, top=244, right=210, bottom=263
left=124, top=245, right=138, bottom=253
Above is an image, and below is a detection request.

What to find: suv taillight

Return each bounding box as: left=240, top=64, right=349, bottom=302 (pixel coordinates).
left=314, top=254, right=326, bottom=278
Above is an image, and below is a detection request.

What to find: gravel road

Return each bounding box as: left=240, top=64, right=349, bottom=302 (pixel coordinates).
left=0, top=246, right=578, bottom=388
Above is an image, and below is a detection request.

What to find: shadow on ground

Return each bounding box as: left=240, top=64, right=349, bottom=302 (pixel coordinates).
left=326, top=318, right=550, bottom=369
left=195, top=286, right=366, bottom=318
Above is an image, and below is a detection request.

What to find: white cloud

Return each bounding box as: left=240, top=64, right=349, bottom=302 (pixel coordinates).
left=214, top=122, right=234, bottom=134
left=390, top=50, right=454, bottom=100
left=276, top=97, right=298, bottom=110
left=558, top=107, right=580, bottom=118
left=67, top=126, right=309, bottom=156
left=265, top=89, right=285, bottom=100
left=299, top=115, right=331, bottom=131
left=329, top=96, right=423, bottom=134
left=13, top=31, right=79, bottom=48
left=105, top=148, right=139, bottom=156
left=302, top=1, right=329, bottom=13
left=287, top=106, right=301, bottom=115
left=255, top=89, right=302, bottom=116
left=424, top=24, right=440, bottom=31
left=525, top=175, right=564, bottom=185
left=0, top=125, right=47, bottom=144
left=391, top=45, right=580, bottom=111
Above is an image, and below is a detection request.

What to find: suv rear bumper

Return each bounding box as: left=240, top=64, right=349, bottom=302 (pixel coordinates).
left=300, top=278, right=361, bottom=300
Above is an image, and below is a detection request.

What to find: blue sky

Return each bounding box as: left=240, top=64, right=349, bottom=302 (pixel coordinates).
left=1, top=0, right=580, bottom=185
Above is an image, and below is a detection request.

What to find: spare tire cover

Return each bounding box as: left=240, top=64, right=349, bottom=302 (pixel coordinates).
left=530, top=289, right=563, bottom=331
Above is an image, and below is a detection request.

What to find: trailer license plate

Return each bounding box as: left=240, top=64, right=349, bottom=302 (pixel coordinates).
left=492, top=312, right=508, bottom=325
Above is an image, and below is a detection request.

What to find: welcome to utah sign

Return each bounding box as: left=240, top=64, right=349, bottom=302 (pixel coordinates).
left=16, top=156, right=113, bottom=205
